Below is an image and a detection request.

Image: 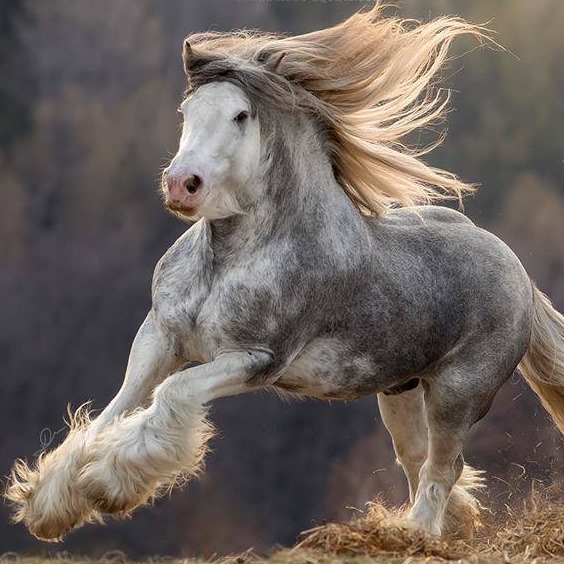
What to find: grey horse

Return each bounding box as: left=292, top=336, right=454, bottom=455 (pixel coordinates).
left=7, top=5, right=564, bottom=543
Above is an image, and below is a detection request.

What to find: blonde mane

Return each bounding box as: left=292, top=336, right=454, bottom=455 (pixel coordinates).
left=185, top=3, right=489, bottom=215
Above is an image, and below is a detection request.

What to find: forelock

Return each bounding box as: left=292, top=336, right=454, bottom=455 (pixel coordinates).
left=184, top=51, right=320, bottom=122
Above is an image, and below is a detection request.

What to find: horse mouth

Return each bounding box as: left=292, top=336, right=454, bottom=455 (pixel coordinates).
left=165, top=201, right=197, bottom=217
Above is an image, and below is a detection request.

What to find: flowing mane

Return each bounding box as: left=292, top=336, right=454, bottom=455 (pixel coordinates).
left=184, top=3, right=488, bottom=215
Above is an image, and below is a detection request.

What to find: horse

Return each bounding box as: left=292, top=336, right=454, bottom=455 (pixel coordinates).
left=7, top=3, right=564, bottom=543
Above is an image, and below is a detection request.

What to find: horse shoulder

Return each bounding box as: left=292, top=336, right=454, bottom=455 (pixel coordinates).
left=196, top=241, right=303, bottom=357
left=151, top=219, right=213, bottom=343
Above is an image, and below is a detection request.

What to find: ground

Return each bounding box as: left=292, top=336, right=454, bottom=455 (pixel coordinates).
left=5, top=491, right=563, bottom=564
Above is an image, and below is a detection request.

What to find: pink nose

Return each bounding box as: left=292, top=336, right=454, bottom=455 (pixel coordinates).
left=165, top=171, right=203, bottom=202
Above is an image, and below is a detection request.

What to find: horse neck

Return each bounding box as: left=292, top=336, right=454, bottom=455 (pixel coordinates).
left=211, top=113, right=369, bottom=262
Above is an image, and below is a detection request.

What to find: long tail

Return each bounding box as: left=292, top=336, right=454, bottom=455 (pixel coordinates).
left=518, top=284, right=564, bottom=434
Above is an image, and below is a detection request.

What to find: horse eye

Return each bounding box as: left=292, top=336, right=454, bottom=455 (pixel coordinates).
left=234, top=110, right=249, bottom=124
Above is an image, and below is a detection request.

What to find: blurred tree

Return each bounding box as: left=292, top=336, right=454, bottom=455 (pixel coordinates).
left=0, top=0, right=32, bottom=147
left=493, top=173, right=564, bottom=304
left=404, top=0, right=564, bottom=219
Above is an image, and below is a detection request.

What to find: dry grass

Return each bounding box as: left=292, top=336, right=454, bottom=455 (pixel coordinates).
left=2, top=490, right=563, bottom=564
left=294, top=502, right=468, bottom=561
left=288, top=490, right=564, bottom=563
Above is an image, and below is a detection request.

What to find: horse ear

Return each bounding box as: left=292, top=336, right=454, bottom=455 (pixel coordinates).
left=258, top=51, right=287, bottom=74
left=182, top=39, right=193, bottom=75
left=271, top=52, right=286, bottom=73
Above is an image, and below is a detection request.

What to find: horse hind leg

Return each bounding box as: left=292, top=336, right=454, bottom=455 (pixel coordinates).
left=442, top=462, right=484, bottom=538
left=408, top=362, right=505, bottom=536
left=378, top=382, right=484, bottom=537
left=377, top=382, right=428, bottom=503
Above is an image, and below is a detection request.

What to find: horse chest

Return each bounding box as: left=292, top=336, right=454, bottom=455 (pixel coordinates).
left=151, top=223, right=262, bottom=361
left=154, top=270, right=265, bottom=362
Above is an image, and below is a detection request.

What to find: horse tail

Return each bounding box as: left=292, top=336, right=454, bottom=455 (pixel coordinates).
left=519, top=284, right=564, bottom=434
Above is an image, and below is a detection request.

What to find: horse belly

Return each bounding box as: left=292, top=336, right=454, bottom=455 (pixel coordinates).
left=275, top=337, right=382, bottom=400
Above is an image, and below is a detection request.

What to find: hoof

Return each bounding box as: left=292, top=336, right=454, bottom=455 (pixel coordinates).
left=77, top=450, right=154, bottom=515
left=6, top=457, right=96, bottom=541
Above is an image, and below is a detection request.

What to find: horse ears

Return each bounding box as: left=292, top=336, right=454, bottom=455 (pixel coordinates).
left=258, top=51, right=287, bottom=74
left=182, top=39, right=193, bottom=75
left=183, top=41, right=286, bottom=76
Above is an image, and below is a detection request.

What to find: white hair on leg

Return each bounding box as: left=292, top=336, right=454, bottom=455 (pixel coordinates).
left=409, top=465, right=455, bottom=535
left=77, top=350, right=272, bottom=516
left=5, top=405, right=100, bottom=541
left=5, top=311, right=180, bottom=540
left=409, top=415, right=472, bottom=536
left=77, top=399, right=213, bottom=514
left=442, top=464, right=485, bottom=538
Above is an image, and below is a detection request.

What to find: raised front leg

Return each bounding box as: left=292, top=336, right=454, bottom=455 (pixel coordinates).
left=6, top=311, right=180, bottom=541
left=77, top=349, right=275, bottom=516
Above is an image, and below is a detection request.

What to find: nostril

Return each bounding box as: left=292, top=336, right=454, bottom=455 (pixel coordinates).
left=185, top=174, right=202, bottom=194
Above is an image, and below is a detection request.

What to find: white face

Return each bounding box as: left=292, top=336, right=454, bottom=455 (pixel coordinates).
left=163, top=81, right=261, bottom=221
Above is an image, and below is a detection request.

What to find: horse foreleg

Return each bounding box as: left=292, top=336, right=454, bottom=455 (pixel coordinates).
left=76, top=349, right=275, bottom=516
left=6, top=310, right=180, bottom=541
left=377, top=383, right=428, bottom=503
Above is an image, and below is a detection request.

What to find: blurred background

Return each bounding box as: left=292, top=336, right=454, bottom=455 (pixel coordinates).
left=0, top=0, right=562, bottom=558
